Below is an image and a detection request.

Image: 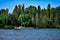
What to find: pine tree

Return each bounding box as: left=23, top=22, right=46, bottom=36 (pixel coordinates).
left=36, top=5, right=41, bottom=27
left=47, top=4, right=52, bottom=27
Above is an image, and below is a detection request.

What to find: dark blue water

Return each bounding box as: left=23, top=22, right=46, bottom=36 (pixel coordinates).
left=0, top=29, right=60, bottom=40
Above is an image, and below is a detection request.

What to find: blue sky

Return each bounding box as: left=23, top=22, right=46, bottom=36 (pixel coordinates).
left=0, top=0, right=60, bottom=13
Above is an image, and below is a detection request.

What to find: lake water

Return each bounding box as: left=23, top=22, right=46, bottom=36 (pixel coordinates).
left=0, top=29, right=60, bottom=40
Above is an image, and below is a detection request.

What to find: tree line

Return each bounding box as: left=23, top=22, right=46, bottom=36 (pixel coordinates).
left=0, top=4, right=60, bottom=29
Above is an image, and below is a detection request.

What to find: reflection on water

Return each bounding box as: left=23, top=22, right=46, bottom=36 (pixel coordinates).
left=0, top=29, right=60, bottom=40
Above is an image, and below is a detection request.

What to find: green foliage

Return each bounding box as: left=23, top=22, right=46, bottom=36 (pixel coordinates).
left=0, top=4, right=60, bottom=29
left=0, top=14, right=8, bottom=28
left=18, top=13, right=31, bottom=26
left=8, top=14, right=17, bottom=25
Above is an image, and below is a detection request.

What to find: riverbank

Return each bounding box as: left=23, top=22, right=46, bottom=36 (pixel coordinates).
left=0, top=27, right=60, bottom=30
left=0, top=25, right=60, bottom=29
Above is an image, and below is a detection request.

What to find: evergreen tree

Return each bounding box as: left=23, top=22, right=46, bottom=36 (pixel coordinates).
left=56, top=6, right=60, bottom=27
left=22, top=4, right=24, bottom=13
left=13, top=5, right=19, bottom=18
left=47, top=4, right=52, bottom=27
left=18, top=5, right=22, bottom=15
left=36, top=5, right=41, bottom=27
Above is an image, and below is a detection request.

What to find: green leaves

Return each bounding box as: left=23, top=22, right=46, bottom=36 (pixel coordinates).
left=18, top=13, right=31, bottom=26
left=0, top=4, right=60, bottom=28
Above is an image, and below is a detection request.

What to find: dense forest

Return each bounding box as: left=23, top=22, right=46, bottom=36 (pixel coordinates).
left=0, top=4, right=60, bottom=29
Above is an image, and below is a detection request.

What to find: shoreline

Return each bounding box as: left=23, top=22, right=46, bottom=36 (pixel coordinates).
left=0, top=27, right=60, bottom=30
